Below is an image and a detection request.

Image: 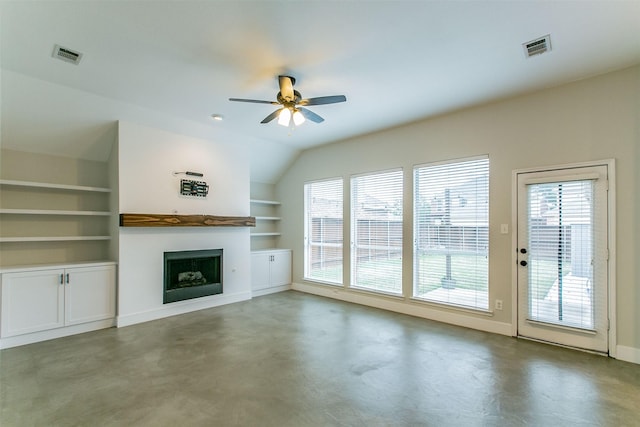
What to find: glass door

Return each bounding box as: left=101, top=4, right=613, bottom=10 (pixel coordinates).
left=516, top=165, right=609, bottom=353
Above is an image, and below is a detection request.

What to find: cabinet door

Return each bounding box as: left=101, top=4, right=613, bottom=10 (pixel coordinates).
left=1, top=269, right=65, bottom=337
left=270, top=251, right=292, bottom=287
left=65, top=265, right=116, bottom=326
left=251, top=253, right=272, bottom=290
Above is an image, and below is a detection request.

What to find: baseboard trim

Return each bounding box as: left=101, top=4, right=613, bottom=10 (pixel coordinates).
left=252, top=284, right=291, bottom=298
left=0, top=318, right=115, bottom=350
left=116, top=291, right=252, bottom=327
left=292, top=282, right=512, bottom=336
left=616, top=345, right=640, bottom=364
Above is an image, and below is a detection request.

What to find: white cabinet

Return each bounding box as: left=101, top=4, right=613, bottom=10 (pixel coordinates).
left=65, top=265, right=116, bottom=326
left=1, top=268, right=65, bottom=336
left=0, top=262, right=116, bottom=347
left=251, top=249, right=291, bottom=296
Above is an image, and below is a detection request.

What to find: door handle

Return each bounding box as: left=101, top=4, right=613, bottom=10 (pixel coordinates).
left=520, top=248, right=527, bottom=254
left=520, top=260, right=528, bottom=267
left=66, top=273, right=70, bottom=284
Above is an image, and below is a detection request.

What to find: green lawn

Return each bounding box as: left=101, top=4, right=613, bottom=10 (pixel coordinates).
left=414, top=254, right=487, bottom=295
left=308, top=254, right=570, bottom=299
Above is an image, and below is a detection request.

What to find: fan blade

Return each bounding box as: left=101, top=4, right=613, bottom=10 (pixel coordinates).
left=229, top=98, right=279, bottom=105
left=298, top=107, right=324, bottom=123
left=261, top=109, right=282, bottom=124
left=299, top=95, right=346, bottom=106
left=278, top=76, right=295, bottom=102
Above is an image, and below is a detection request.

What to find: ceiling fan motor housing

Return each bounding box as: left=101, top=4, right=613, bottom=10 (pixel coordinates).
left=277, top=90, right=302, bottom=104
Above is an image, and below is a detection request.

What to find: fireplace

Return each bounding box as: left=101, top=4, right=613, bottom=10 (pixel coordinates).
left=163, top=249, right=223, bottom=304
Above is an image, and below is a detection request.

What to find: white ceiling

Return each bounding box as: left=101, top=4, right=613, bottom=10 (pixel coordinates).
left=1, top=1, right=639, bottom=183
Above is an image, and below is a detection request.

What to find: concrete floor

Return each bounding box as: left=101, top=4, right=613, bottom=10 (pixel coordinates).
left=1, top=291, right=639, bottom=426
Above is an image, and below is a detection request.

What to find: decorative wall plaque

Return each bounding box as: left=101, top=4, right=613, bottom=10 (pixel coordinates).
left=180, top=179, right=209, bottom=197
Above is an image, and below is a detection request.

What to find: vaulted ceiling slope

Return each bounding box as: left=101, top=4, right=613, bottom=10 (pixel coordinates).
left=1, top=1, right=639, bottom=183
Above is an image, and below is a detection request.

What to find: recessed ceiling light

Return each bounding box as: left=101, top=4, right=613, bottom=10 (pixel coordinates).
left=211, top=114, right=224, bottom=121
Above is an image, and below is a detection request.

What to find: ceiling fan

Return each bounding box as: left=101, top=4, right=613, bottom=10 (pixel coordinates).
left=229, top=75, right=346, bottom=126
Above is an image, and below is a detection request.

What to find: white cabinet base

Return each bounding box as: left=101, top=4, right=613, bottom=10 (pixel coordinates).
left=252, top=283, right=291, bottom=298
left=0, top=262, right=116, bottom=349
left=251, top=249, right=291, bottom=297
left=0, top=318, right=116, bottom=349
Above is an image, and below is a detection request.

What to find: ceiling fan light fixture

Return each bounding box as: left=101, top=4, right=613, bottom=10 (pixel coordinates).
left=293, top=109, right=305, bottom=126
left=278, top=108, right=292, bottom=126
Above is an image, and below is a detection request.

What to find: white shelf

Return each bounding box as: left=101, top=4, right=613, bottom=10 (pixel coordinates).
left=0, top=179, right=111, bottom=193
left=250, top=196, right=281, bottom=246
left=250, top=199, right=281, bottom=206
left=0, top=209, right=111, bottom=216
left=1, top=172, right=113, bottom=267
left=0, top=236, right=112, bottom=243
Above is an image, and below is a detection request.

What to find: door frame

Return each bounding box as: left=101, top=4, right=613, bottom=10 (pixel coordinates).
left=511, top=159, right=616, bottom=357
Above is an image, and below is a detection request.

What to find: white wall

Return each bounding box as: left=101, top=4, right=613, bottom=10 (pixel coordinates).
left=117, top=121, right=251, bottom=326
left=1, top=70, right=298, bottom=184
left=276, top=66, right=640, bottom=362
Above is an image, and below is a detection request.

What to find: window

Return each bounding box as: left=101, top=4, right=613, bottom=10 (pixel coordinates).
left=304, top=179, right=343, bottom=284
left=524, top=178, right=600, bottom=330
left=413, top=157, right=489, bottom=310
left=351, top=169, right=403, bottom=294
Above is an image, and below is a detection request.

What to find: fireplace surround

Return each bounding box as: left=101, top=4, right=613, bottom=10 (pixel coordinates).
left=163, top=249, right=223, bottom=303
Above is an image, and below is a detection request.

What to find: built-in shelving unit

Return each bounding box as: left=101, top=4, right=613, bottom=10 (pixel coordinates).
left=250, top=197, right=282, bottom=250
left=250, top=199, right=281, bottom=238
left=0, top=178, right=113, bottom=266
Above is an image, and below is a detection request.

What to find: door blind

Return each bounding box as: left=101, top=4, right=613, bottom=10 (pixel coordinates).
left=525, top=179, right=599, bottom=330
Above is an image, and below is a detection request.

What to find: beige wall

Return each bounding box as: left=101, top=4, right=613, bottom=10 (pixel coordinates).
left=276, top=66, right=640, bottom=356
left=1, top=149, right=109, bottom=187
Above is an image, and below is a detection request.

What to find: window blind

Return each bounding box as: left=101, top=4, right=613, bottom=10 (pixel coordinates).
left=304, top=179, right=343, bottom=284
left=351, top=169, right=403, bottom=294
left=413, top=157, right=489, bottom=309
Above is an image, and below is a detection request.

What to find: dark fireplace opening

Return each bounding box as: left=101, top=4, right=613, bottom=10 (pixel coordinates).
left=164, top=249, right=223, bottom=304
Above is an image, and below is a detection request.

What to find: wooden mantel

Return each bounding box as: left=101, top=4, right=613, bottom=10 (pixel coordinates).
left=120, top=213, right=256, bottom=227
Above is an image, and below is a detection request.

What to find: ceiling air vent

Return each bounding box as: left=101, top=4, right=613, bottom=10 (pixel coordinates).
left=523, top=35, right=551, bottom=58
left=52, top=44, right=83, bottom=65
